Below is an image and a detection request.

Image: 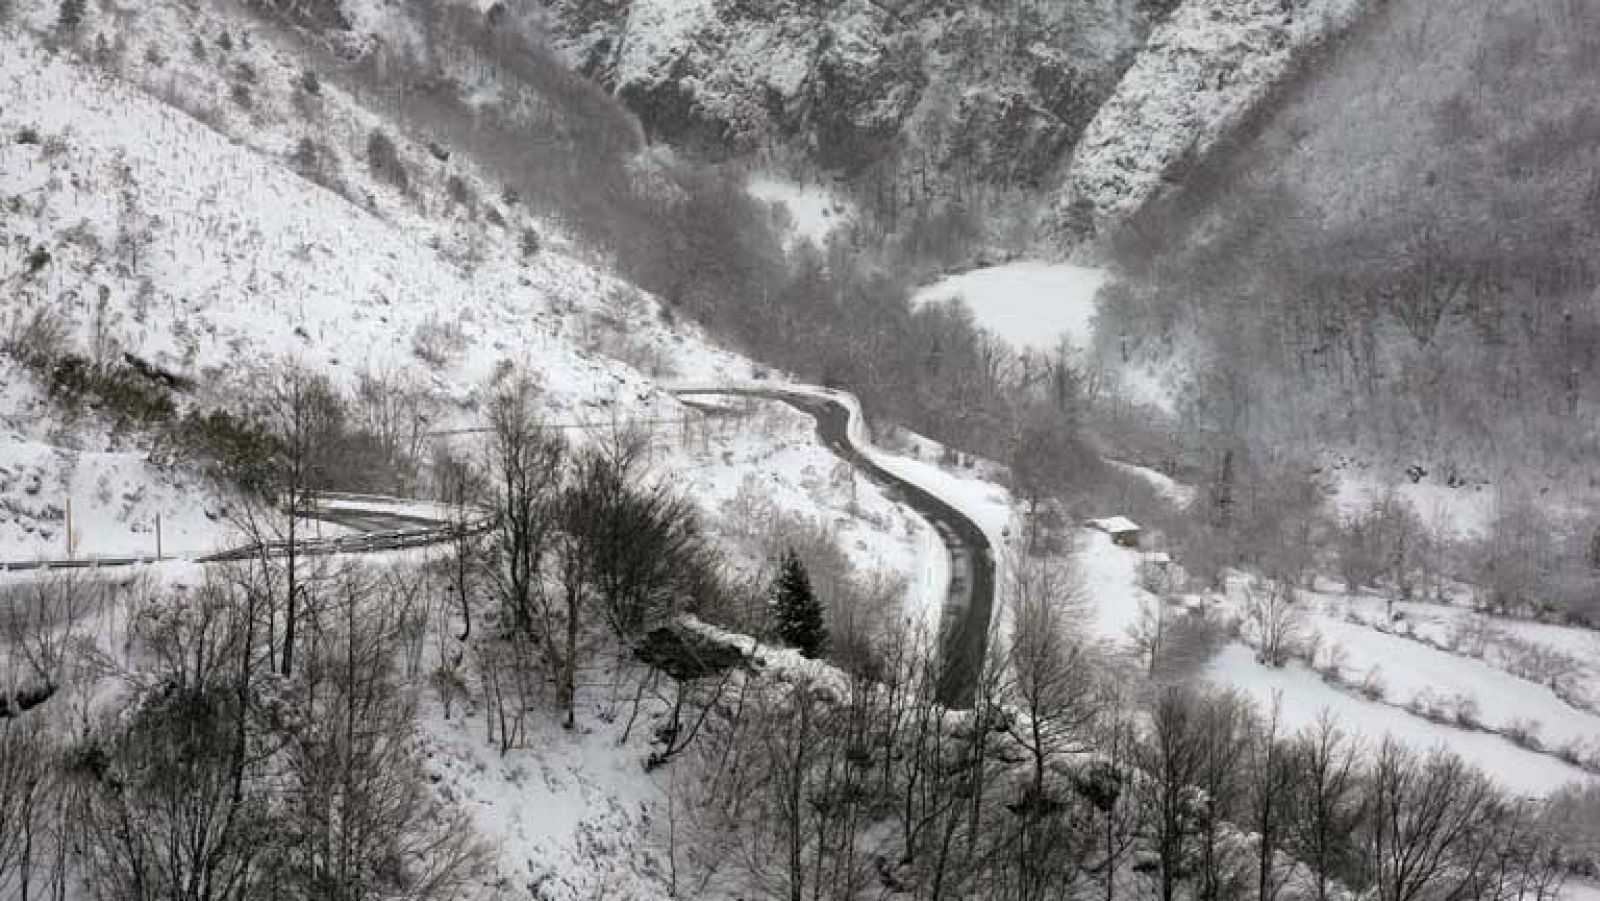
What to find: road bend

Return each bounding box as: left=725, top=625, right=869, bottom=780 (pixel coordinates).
left=675, top=387, right=996, bottom=709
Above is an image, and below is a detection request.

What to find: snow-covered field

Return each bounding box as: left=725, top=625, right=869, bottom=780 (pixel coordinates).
left=1327, top=465, right=1499, bottom=539
left=1077, top=528, right=1600, bottom=797
left=1208, top=644, right=1589, bottom=796
left=1077, top=528, right=1160, bottom=649
left=914, top=262, right=1107, bottom=352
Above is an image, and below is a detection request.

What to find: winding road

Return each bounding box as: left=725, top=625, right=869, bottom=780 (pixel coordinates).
left=0, top=494, right=473, bottom=573
left=674, top=387, right=996, bottom=708
left=3, top=389, right=997, bottom=706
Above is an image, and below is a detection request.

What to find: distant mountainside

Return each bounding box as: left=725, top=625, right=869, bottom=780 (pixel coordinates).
left=524, top=0, right=1370, bottom=251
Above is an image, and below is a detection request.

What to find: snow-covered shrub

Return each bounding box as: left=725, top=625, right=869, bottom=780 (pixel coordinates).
left=1357, top=666, right=1385, bottom=702
left=410, top=317, right=467, bottom=371
left=1556, top=740, right=1589, bottom=768
left=2, top=304, right=70, bottom=370
left=1503, top=718, right=1544, bottom=752
left=366, top=128, right=408, bottom=193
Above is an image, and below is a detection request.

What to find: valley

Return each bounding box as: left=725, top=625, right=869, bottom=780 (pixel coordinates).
left=3, top=0, right=1599, bottom=899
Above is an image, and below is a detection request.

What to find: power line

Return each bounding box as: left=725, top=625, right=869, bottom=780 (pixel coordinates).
left=426, top=416, right=702, bottom=437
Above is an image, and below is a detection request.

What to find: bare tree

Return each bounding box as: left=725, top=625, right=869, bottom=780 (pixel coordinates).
left=484, top=373, right=565, bottom=637
left=997, top=558, right=1100, bottom=901
left=351, top=366, right=439, bottom=494
left=241, top=364, right=348, bottom=679
left=430, top=441, right=484, bottom=649
left=279, top=565, right=487, bottom=901
left=1001, top=557, right=1098, bottom=808
left=1244, top=578, right=1304, bottom=667
left=0, top=714, right=56, bottom=900
left=1246, top=698, right=1296, bottom=901
left=1077, top=695, right=1141, bottom=901
left=1286, top=714, right=1365, bottom=901
left=1138, top=686, right=1253, bottom=901
left=1363, top=739, right=1500, bottom=901
left=1192, top=691, right=1253, bottom=901
left=1138, top=685, right=1211, bottom=901
left=77, top=576, right=265, bottom=901
left=567, top=429, right=718, bottom=642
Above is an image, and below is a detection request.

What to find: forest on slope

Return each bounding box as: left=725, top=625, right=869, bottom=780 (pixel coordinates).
left=1086, top=0, right=1600, bottom=619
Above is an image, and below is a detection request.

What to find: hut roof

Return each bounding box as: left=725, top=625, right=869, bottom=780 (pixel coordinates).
left=1086, top=516, right=1140, bottom=534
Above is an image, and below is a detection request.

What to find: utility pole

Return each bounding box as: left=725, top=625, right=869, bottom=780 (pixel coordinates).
left=65, top=497, right=76, bottom=559
left=155, top=512, right=162, bottom=561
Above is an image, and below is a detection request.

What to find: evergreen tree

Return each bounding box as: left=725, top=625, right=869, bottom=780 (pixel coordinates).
left=772, top=549, right=826, bottom=658
left=57, top=0, right=84, bottom=34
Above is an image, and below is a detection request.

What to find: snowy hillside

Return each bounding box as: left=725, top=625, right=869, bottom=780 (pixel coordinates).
left=0, top=360, right=225, bottom=559
left=537, top=0, right=1148, bottom=196
left=0, top=5, right=745, bottom=552
left=1045, top=0, right=1371, bottom=240
left=0, top=0, right=1026, bottom=888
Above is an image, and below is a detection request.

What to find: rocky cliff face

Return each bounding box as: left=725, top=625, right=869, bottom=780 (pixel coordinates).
left=269, top=0, right=1374, bottom=253
left=1040, top=0, right=1372, bottom=244
left=532, top=0, right=1150, bottom=191
left=529, top=0, right=1377, bottom=253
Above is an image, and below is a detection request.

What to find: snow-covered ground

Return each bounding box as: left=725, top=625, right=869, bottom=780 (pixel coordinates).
left=1328, top=466, right=1499, bottom=540
left=1331, top=589, right=1600, bottom=713
left=1224, top=583, right=1600, bottom=760
left=0, top=14, right=979, bottom=894
left=1078, top=527, right=1600, bottom=797
left=747, top=176, right=853, bottom=249
left=1077, top=528, right=1161, bottom=649
left=914, top=262, right=1107, bottom=352
left=0, top=363, right=225, bottom=560
left=418, top=696, right=673, bottom=901
left=1209, top=644, right=1588, bottom=797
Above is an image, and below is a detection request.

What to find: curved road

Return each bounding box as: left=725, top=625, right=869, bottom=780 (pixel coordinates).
left=675, top=387, right=995, bottom=708
left=2, top=391, right=997, bottom=706
left=0, top=494, right=474, bottom=573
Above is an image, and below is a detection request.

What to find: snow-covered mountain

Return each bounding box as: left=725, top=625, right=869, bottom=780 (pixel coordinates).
left=533, top=0, right=1144, bottom=185
left=8, top=2, right=1600, bottom=899
left=524, top=0, right=1377, bottom=250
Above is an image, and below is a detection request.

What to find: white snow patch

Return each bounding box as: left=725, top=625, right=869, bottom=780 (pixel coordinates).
left=615, top=0, right=718, bottom=87
left=1077, top=529, right=1158, bottom=650
left=1109, top=460, right=1195, bottom=506
left=915, top=262, right=1108, bottom=352
left=1328, top=471, right=1498, bottom=539
left=748, top=176, right=853, bottom=249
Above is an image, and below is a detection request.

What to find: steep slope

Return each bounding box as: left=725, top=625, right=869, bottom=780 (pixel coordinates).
left=534, top=0, right=1146, bottom=189
left=1042, top=0, right=1371, bottom=242
left=0, top=9, right=964, bottom=892
left=527, top=0, right=1394, bottom=257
